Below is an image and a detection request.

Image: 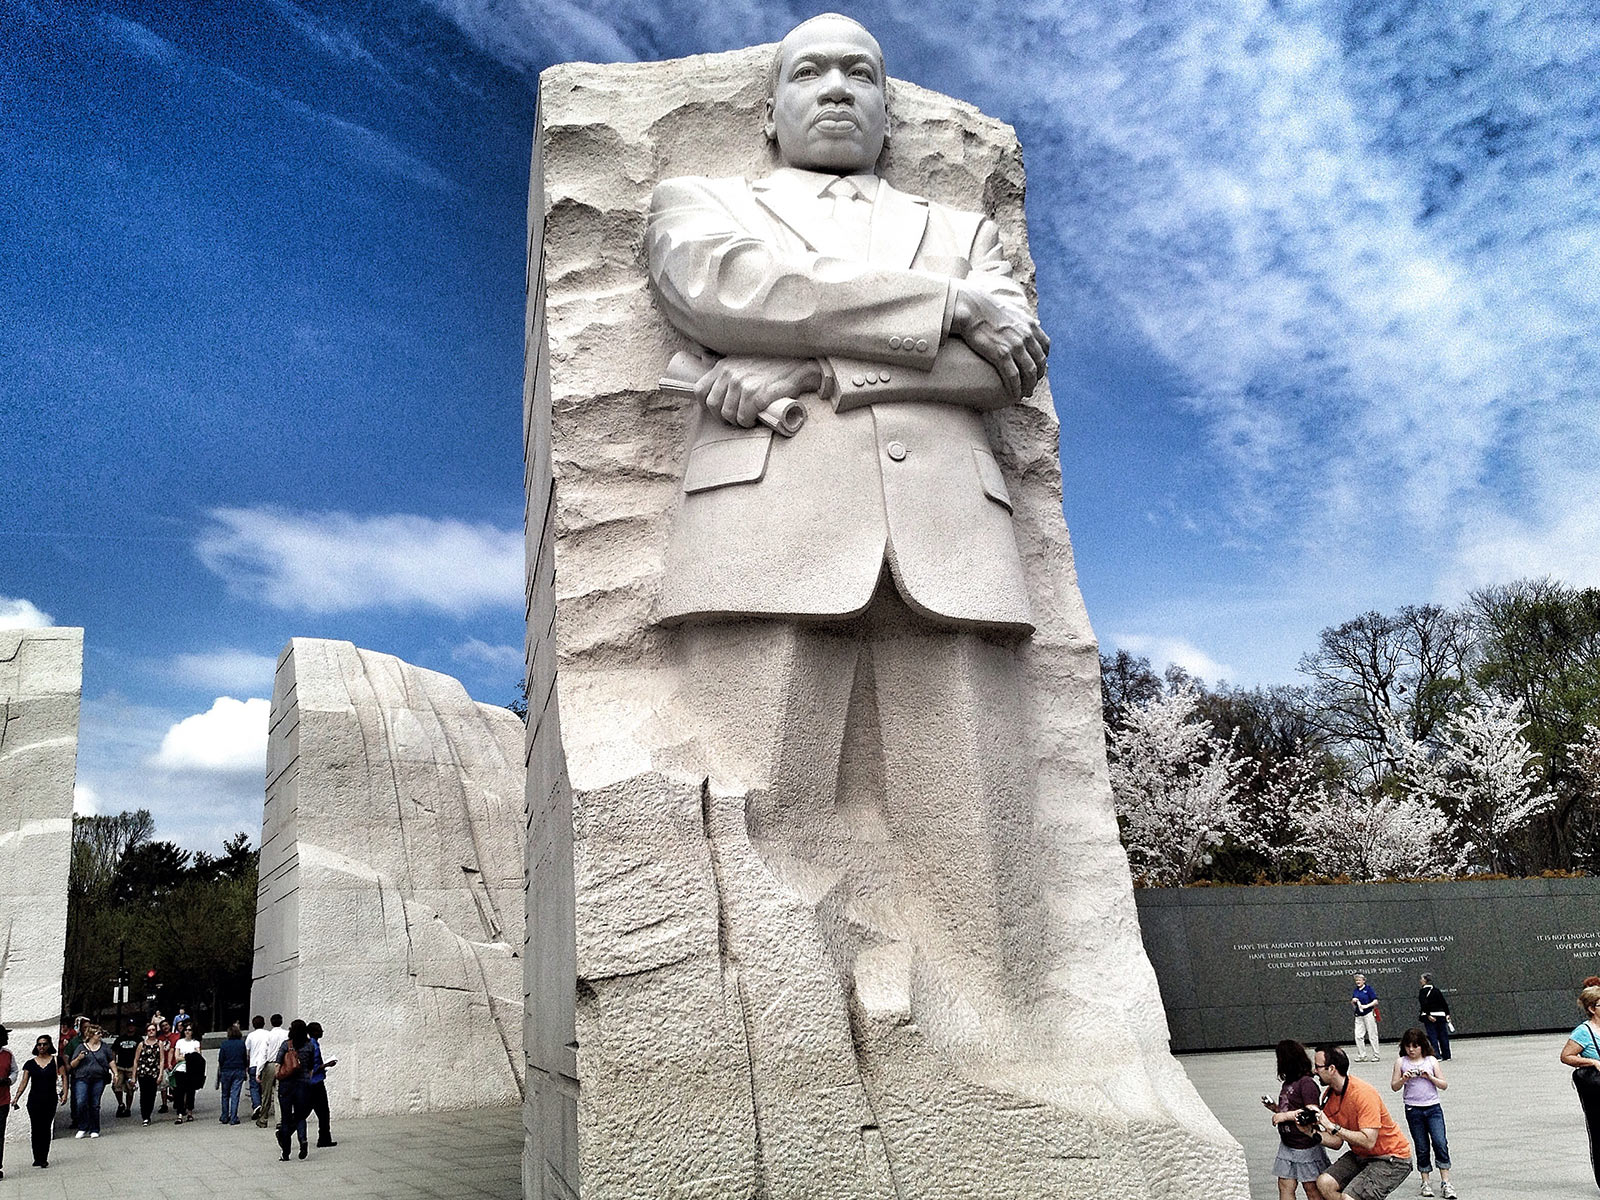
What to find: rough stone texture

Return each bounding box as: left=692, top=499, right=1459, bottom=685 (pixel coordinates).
left=0, top=626, right=80, bottom=1139
left=252, top=638, right=526, bottom=1117
left=524, top=46, right=1248, bottom=1199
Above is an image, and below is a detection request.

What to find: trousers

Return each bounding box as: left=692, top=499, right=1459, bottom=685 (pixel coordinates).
left=138, top=1075, right=159, bottom=1120
left=1576, top=1066, right=1600, bottom=1187
left=28, top=1098, right=55, bottom=1165
left=276, top=1080, right=309, bottom=1154
left=1353, top=1011, right=1380, bottom=1058
left=1404, top=1103, right=1450, bottom=1172
left=72, top=1076, right=106, bottom=1134
left=1423, top=1017, right=1451, bottom=1059
left=255, top=1062, right=279, bottom=1126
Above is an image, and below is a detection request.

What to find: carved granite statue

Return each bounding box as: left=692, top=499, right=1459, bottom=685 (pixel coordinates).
left=251, top=639, right=525, bottom=1117
left=0, top=626, right=80, bottom=1105
left=523, top=16, right=1248, bottom=1198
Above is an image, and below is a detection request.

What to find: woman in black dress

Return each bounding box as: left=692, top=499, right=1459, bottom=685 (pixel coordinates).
left=11, top=1035, right=65, bottom=1168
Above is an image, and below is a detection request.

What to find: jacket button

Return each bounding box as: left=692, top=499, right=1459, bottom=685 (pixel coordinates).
left=915, top=338, right=929, bottom=352
left=880, top=371, right=890, bottom=382
left=852, top=374, right=866, bottom=387
left=889, top=336, right=903, bottom=349
left=886, top=441, right=907, bottom=461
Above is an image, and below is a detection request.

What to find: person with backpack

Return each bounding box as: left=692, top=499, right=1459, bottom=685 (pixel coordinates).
left=274, top=1020, right=313, bottom=1161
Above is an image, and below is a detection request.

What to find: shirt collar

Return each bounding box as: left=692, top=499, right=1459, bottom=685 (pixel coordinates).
left=768, top=166, right=881, bottom=201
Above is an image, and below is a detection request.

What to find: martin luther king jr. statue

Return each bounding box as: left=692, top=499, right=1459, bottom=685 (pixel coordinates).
left=644, top=6, right=1056, bottom=1107
left=523, top=14, right=1248, bottom=1197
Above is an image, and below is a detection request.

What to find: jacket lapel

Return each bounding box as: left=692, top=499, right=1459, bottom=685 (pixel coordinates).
left=751, top=177, right=844, bottom=257
left=868, top=181, right=929, bottom=268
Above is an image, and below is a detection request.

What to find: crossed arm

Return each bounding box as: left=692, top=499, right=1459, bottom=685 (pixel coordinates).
left=646, top=178, right=1048, bottom=428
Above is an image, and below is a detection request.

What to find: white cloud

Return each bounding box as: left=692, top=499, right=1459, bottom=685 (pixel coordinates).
left=423, top=1, right=1600, bottom=610
left=0, top=596, right=54, bottom=628
left=421, top=0, right=639, bottom=69
left=1109, top=634, right=1235, bottom=686
left=151, top=697, right=270, bottom=776
left=195, top=507, right=523, bottom=615
left=170, top=649, right=280, bottom=695
left=1448, top=502, right=1600, bottom=594
left=73, top=783, right=100, bottom=817
left=451, top=637, right=524, bottom=673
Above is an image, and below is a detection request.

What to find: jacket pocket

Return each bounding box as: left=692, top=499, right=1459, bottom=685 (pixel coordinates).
left=972, top=447, right=1012, bottom=512
left=683, top=428, right=772, bottom=493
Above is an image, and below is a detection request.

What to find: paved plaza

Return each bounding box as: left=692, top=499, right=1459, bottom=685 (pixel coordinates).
left=2, top=1034, right=1589, bottom=1197
left=1, top=1098, right=522, bottom=1199
left=1183, top=1032, right=1594, bottom=1198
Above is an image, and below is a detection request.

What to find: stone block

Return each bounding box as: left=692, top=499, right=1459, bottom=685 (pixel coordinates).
left=251, top=639, right=525, bottom=1116
left=523, top=35, right=1245, bottom=1200
left=0, top=626, right=80, bottom=1122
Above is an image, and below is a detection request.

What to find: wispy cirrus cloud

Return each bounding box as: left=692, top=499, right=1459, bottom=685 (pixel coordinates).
left=452, top=637, right=524, bottom=673
left=195, top=507, right=523, bottom=615
left=421, top=0, right=1600, bottom=609
left=93, top=8, right=453, bottom=194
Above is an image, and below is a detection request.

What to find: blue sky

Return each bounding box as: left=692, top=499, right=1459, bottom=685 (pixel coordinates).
left=5, top=0, right=1597, bottom=847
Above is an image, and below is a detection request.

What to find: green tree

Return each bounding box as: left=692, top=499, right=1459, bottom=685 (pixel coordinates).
left=1469, top=580, right=1600, bottom=868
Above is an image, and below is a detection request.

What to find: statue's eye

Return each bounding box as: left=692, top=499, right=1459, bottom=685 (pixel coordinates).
left=850, top=65, right=876, bottom=82
left=791, top=63, right=818, bottom=80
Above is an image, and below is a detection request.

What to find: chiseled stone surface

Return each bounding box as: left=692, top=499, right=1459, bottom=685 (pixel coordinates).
left=252, top=638, right=526, bottom=1118
left=0, top=626, right=80, bottom=1130
left=524, top=42, right=1247, bottom=1200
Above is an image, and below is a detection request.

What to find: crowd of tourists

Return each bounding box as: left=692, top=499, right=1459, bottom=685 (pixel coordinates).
left=1262, top=971, right=1600, bottom=1199
left=0, top=1008, right=335, bottom=1177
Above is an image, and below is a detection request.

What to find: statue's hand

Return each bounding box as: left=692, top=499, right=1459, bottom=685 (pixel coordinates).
left=695, top=356, right=824, bottom=428
left=951, top=276, right=1050, bottom=400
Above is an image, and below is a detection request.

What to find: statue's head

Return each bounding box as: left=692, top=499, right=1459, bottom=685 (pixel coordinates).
left=765, top=14, right=888, bottom=174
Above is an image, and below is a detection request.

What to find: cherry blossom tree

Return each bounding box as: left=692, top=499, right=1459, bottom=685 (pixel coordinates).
left=1302, top=789, right=1448, bottom=881
left=1108, top=687, right=1249, bottom=885
left=1401, top=693, right=1546, bottom=874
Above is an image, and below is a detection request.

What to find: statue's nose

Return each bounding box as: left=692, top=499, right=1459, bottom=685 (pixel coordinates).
left=818, top=69, right=852, bottom=101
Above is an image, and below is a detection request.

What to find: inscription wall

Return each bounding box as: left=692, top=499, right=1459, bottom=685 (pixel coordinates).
left=1136, top=877, right=1600, bottom=1052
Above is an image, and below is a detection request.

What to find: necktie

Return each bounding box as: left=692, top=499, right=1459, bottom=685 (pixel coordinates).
left=822, top=177, right=871, bottom=260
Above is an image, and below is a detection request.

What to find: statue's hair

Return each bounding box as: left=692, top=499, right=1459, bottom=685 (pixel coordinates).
left=766, top=13, right=887, bottom=98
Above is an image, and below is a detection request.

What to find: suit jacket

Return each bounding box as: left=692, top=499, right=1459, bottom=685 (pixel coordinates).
left=645, top=168, right=1034, bottom=634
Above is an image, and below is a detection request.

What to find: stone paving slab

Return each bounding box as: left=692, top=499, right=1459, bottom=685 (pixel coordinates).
left=0, top=1094, right=521, bottom=1199
left=1181, top=1032, right=1593, bottom=1198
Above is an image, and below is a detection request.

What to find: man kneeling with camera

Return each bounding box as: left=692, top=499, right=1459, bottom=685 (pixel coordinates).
left=1303, top=1045, right=1414, bottom=1199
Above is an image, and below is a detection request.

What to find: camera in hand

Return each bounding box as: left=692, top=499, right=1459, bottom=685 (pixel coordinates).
left=1294, top=1107, right=1320, bottom=1127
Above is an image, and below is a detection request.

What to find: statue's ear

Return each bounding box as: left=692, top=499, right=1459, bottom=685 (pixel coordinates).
left=762, top=96, right=777, bottom=142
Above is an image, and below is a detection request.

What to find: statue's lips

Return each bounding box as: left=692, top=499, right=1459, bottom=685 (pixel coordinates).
left=810, top=110, right=860, bottom=133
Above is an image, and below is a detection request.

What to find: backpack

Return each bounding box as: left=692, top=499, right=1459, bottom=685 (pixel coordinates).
left=279, top=1045, right=301, bottom=1078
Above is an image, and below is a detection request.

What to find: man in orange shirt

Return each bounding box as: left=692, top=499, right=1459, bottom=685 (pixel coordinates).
left=1309, top=1045, right=1414, bottom=1199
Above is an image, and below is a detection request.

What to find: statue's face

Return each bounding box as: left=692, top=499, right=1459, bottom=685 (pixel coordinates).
left=765, top=19, right=887, bottom=174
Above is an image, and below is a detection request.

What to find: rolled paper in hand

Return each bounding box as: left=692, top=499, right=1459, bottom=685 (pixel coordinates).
left=659, top=350, right=806, bottom=437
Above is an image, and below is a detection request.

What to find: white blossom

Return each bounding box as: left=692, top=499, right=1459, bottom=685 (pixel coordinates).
left=1401, top=693, right=1546, bottom=874
left=1571, top=724, right=1600, bottom=796
left=1108, top=687, right=1248, bottom=886
left=1304, top=789, right=1448, bottom=881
